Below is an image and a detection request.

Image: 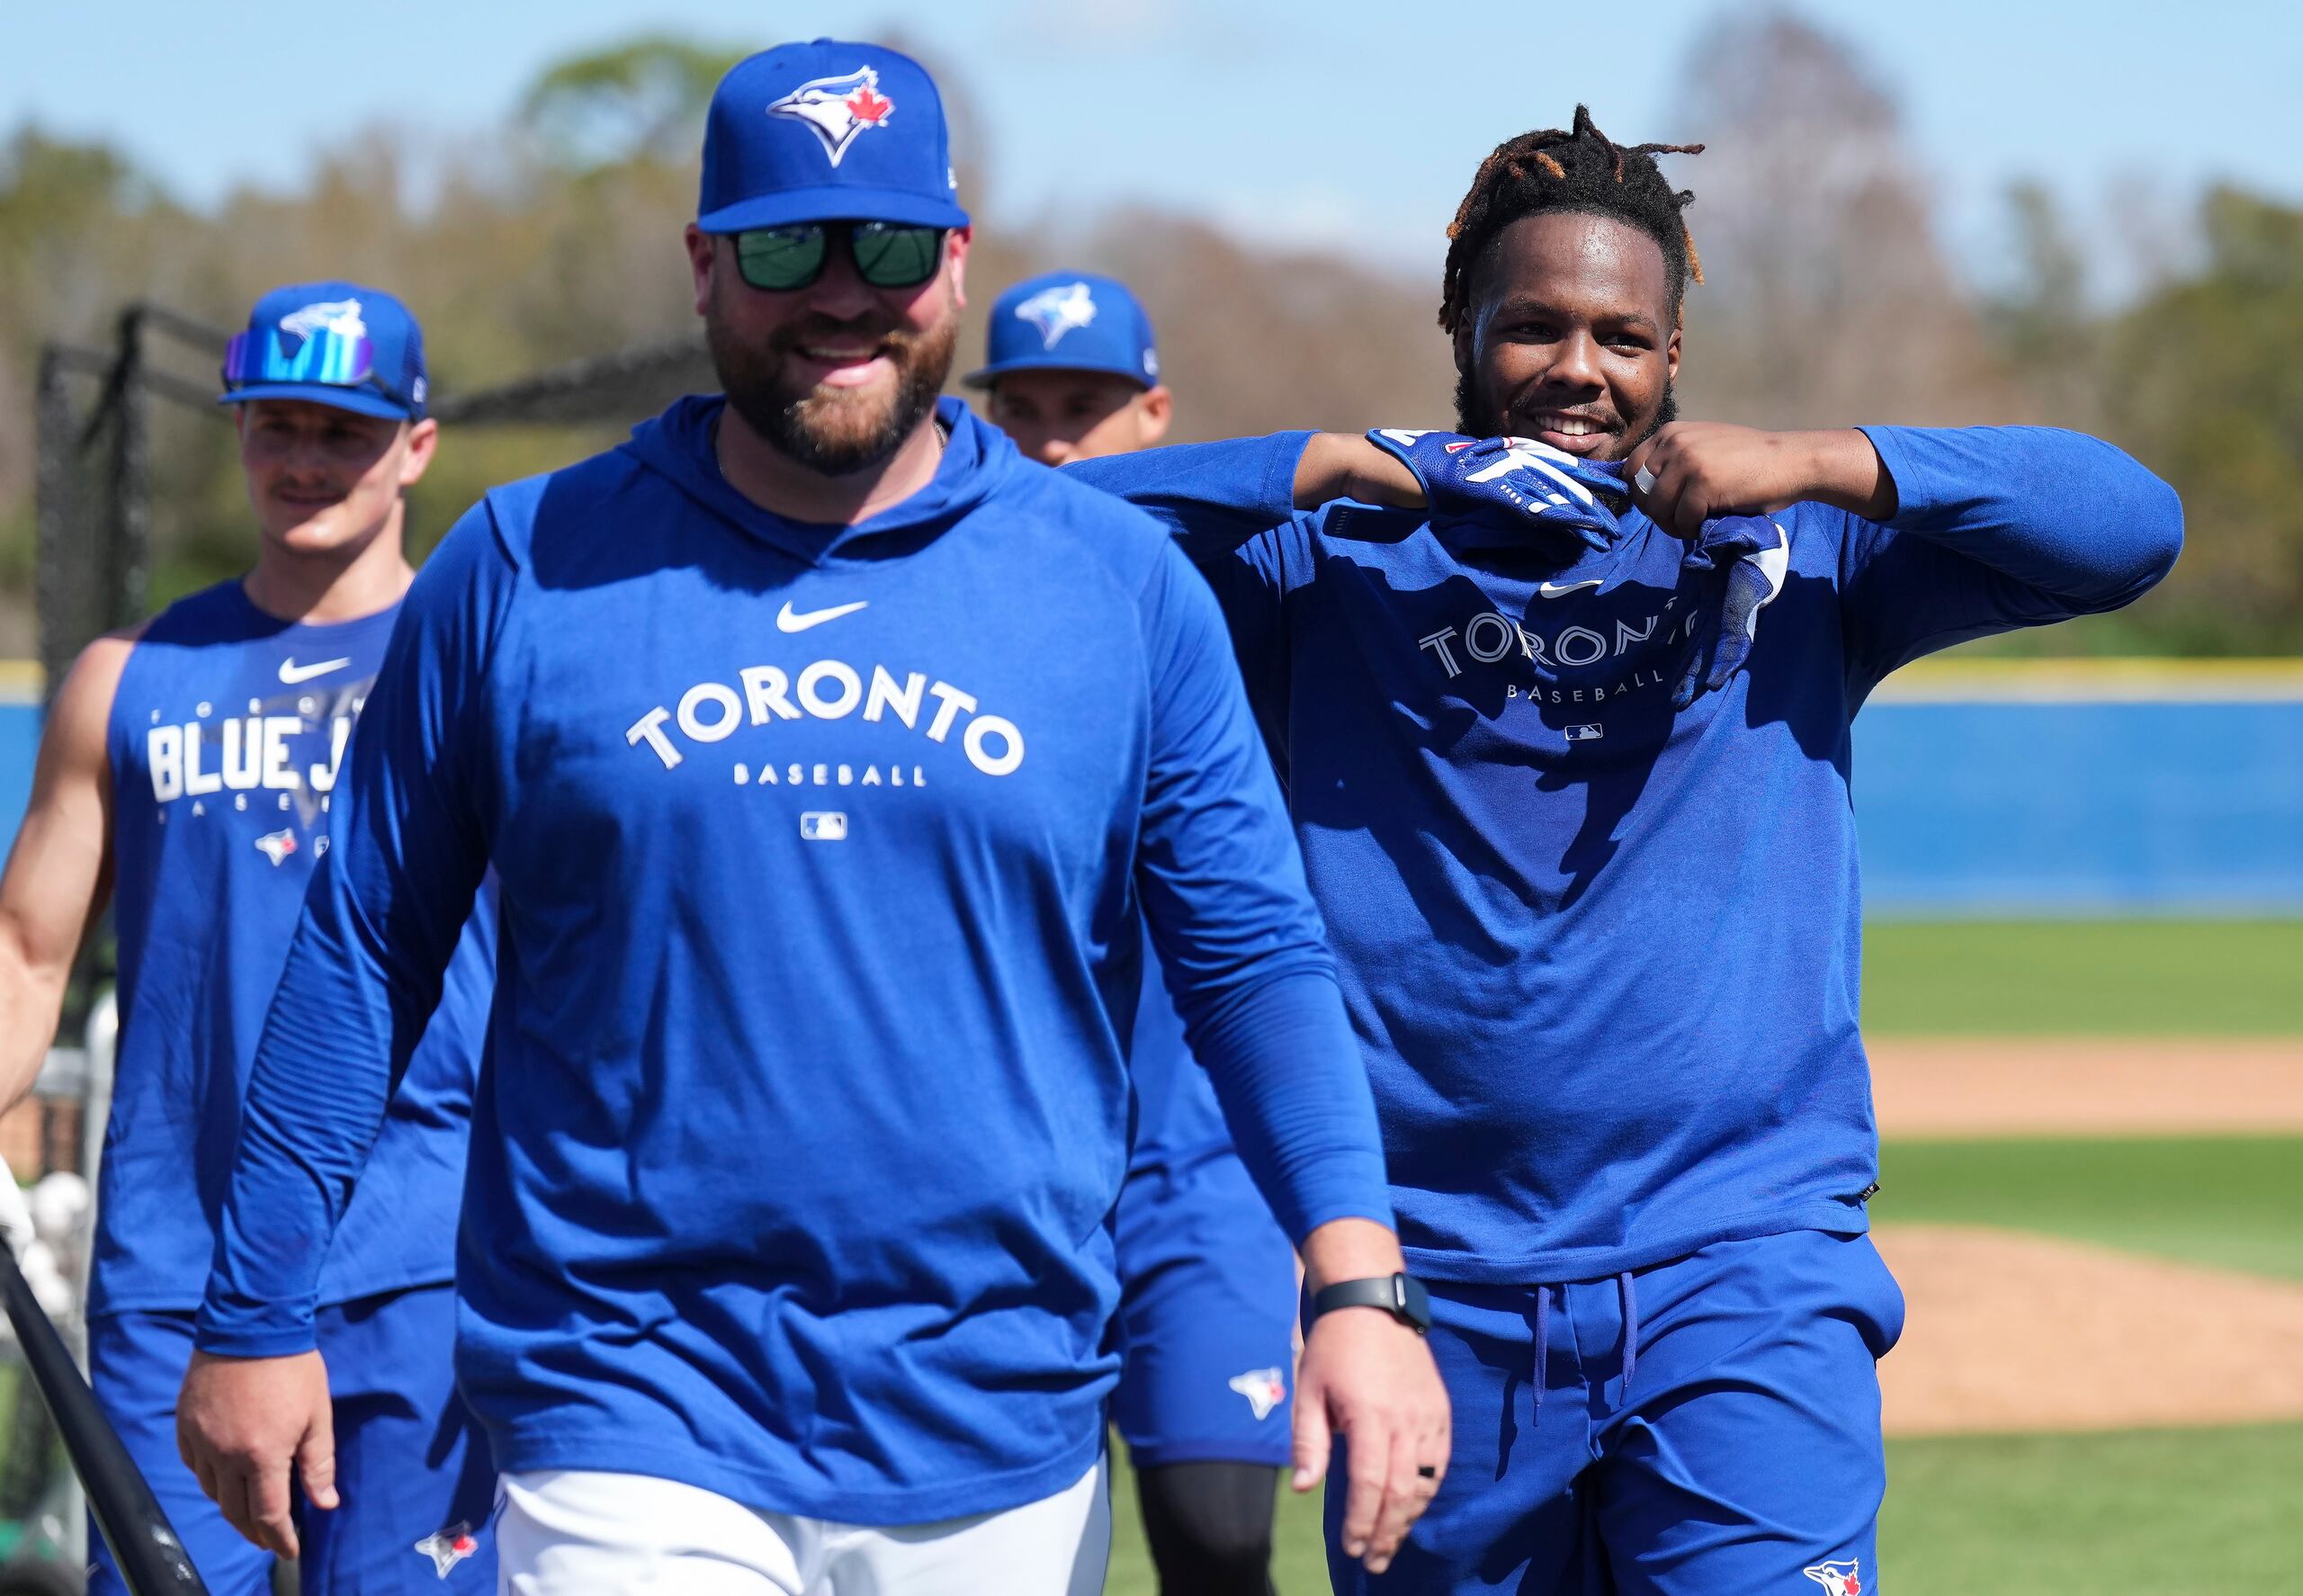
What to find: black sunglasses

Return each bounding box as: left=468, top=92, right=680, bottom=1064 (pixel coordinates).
left=733, top=222, right=946, bottom=292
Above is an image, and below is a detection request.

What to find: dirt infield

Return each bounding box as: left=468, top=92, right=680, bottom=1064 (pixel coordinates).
left=1868, top=1037, right=2303, bottom=1138
left=1874, top=1224, right=2303, bottom=1436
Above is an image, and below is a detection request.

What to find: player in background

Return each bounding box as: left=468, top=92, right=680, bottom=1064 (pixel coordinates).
left=0, top=283, right=497, bottom=1592
left=175, top=43, right=1447, bottom=1595
left=1070, top=107, right=2183, bottom=1594
left=970, top=273, right=1171, bottom=468
left=970, top=272, right=1292, bottom=1596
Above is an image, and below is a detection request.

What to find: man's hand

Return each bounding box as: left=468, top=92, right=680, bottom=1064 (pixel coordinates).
left=1295, top=1218, right=1450, bottom=1575
left=177, top=1349, right=337, bottom=1558
left=1627, top=423, right=1895, bottom=541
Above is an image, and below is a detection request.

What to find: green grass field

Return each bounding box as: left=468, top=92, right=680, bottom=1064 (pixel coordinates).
left=1879, top=1134, right=2303, bottom=1278
left=1110, top=1422, right=2303, bottom=1593
left=1883, top=1423, right=2303, bottom=1592
left=1861, top=918, right=2303, bottom=1035
left=1107, top=921, right=2303, bottom=1592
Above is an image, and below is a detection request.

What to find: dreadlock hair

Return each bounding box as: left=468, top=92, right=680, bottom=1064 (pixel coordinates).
left=1438, top=105, right=1705, bottom=338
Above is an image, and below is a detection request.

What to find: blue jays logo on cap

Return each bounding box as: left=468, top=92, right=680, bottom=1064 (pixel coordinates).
left=700, top=40, right=968, bottom=234
left=1015, top=282, right=1098, bottom=350
left=218, top=280, right=427, bottom=422
left=767, top=67, right=895, bottom=167
left=964, top=270, right=1161, bottom=390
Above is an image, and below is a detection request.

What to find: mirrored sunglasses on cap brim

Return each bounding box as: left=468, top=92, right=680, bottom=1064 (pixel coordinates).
left=222, top=327, right=380, bottom=390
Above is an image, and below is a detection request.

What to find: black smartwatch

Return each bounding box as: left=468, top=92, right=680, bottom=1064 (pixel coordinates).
left=1311, top=1272, right=1432, bottom=1335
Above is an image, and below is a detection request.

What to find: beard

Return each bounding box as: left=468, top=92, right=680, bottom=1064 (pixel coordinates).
left=1452, top=368, right=1679, bottom=457
left=707, top=291, right=959, bottom=477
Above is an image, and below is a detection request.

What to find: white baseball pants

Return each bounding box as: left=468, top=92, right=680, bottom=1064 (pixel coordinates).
left=497, top=1457, right=1108, bottom=1595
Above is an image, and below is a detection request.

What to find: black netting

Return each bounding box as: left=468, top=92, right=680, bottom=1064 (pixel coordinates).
left=33, top=304, right=712, bottom=697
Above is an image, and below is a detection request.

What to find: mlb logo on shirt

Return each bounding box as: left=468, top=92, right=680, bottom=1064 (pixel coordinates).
left=800, top=811, right=848, bottom=841
left=1565, top=723, right=1605, bottom=742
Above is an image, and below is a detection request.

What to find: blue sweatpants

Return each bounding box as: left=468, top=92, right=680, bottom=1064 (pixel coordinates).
left=1329, top=1230, right=1904, bottom=1595
left=87, top=1282, right=497, bottom=1595
left=1112, top=1147, right=1299, bottom=1468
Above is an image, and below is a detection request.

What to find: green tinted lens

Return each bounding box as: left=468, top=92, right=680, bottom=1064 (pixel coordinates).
left=851, top=224, right=944, bottom=288
left=736, top=227, right=829, bottom=291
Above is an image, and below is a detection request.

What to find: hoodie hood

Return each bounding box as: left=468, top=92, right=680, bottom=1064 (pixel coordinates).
left=623, top=394, right=1013, bottom=568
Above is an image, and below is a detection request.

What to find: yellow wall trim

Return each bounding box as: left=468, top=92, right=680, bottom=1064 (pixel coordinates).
left=1873, top=658, right=2303, bottom=703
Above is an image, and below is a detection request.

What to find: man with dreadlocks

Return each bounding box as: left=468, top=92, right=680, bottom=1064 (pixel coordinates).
left=1071, top=107, right=2182, bottom=1593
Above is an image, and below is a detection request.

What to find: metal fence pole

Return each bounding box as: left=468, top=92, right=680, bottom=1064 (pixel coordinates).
left=32, top=347, right=76, bottom=705
left=108, top=308, right=152, bottom=630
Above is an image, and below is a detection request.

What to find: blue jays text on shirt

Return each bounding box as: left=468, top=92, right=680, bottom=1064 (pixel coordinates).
left=140, top=674, right=360, bottom=846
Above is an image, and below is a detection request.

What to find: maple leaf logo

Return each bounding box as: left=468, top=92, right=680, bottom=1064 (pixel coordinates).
left=846, top=85, right=892, bottom=126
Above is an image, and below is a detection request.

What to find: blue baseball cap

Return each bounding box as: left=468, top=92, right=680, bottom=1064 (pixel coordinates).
left=218, top=281, right=427, bottom=422
left=963, top=271, right=1160, bottom=390
left=698, top=40, right=968, bottom=234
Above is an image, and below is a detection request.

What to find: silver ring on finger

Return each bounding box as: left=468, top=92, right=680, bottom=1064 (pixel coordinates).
left=1634, top=465, right=1657, bottom=496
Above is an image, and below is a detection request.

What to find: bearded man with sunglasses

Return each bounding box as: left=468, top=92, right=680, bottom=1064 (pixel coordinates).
left=0, top=282, right=498, bottom=1592
left=175, top=40, right=1447, bottom=1595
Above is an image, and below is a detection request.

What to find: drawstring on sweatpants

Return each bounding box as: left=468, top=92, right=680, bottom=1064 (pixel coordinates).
left=1532, top=1272, right=1642, bottom=1426
left=1532, top=1284, right=1551, bottom=1425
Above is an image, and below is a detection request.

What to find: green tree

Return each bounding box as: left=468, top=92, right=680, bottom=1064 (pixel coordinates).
left=2098, top=186, right=2303, bottom=652
left=517, top=35, right=754, bottom=171
left=1984, top=181, right=2096, bottom=415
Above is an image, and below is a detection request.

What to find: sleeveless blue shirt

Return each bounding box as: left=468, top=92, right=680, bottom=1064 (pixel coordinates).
left=96, top=579, right=493, bottom=1315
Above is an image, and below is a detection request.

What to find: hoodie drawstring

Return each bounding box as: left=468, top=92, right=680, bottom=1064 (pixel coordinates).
left=1618, top=1270, right=1640, bottom=1396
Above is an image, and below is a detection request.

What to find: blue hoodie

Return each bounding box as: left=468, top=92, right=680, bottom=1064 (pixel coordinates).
left=1070, top=426, right=2181, bottom=1284
left=197, top=397, right=1389, bottom=1523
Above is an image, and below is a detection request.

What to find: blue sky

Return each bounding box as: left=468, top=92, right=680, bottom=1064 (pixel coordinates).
left=5, top=0, right=2297, bottom=287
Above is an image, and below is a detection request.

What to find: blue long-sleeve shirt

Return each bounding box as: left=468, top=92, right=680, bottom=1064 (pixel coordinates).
left=1071, top=425, right=2181, bottom=1283
left=198, top=397, right=1388, bottom=1523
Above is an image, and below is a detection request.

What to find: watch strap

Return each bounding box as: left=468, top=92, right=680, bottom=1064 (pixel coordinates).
left=1311, top=1273, right=1431, bottom=1334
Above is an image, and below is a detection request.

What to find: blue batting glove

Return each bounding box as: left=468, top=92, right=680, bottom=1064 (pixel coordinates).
left=1368, top=429, right=1624, bottom=559
left=1671, top=516, right=1790, bottom=710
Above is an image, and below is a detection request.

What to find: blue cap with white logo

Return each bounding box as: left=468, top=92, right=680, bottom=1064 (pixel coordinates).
left=699, top=40, right=968, bottom=233
left=963, top=271, right=1160, bottom=390
left=218, top=281, right=427, bottom=422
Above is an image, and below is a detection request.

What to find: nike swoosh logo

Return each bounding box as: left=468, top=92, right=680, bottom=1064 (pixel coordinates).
left=278, top=657, right=352, bottom=684
left=1537, top=579, right=1602, bottom=598
left=775, top=600, right=869, bottom=633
